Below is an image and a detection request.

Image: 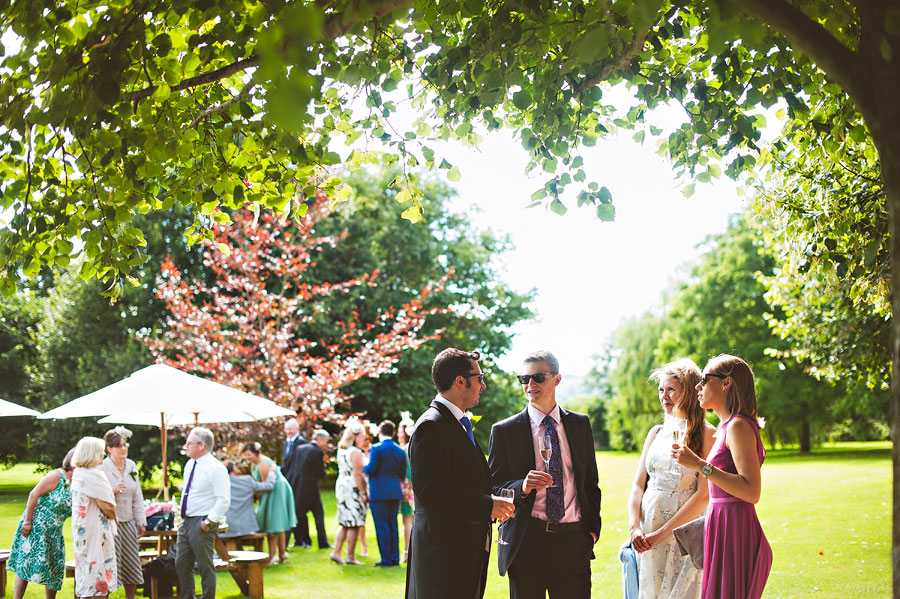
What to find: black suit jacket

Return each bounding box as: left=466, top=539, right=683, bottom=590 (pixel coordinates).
left=281, top=435, right=308, bottom=507
left=488, top=407, right=602, bottom=576
left=291, top=442, right=326, bottom=510
left=405, top=400, right=493, bottom=599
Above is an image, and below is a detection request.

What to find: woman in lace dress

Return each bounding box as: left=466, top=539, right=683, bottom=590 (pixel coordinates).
left=329, top=421, right=368, bottom=565
left=627, top=358, right=715, bottom=599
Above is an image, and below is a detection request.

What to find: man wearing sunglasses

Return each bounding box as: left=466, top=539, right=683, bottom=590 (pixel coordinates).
left=488, top=350, right=602, bottom=599
left=405, top=348, right=516, bottom=599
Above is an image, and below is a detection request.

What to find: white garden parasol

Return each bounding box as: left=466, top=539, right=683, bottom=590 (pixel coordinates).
left=0, top=398, right=41, bottom=417
left=39, top=363, right=295, bottom=499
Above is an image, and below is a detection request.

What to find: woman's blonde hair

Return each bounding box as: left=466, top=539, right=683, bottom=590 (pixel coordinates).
left=706, top=354, right=760, bottom=423
left=72, top=437, right=106, bottom=468
left=650, top=358, right=705, bottom=456
left=338, top=421, right=365, bottom=449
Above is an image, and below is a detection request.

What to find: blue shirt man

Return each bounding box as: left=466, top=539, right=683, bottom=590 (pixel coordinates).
left=364, top=420, right=409, bottom=567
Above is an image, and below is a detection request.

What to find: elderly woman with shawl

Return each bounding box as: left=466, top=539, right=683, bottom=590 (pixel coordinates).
left=71, top=437, right=118, bottom=599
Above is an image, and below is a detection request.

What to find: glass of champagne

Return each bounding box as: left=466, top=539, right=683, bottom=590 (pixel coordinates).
left=539, top=434, right=556, bottom=487
left=495, top=488, right=515, bottom=545
left=668, top=419, right=687, bottom=475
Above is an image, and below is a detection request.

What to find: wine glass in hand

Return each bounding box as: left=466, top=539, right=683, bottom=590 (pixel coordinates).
left=667, top=419, right=687, bottom=475
left=495, top=488, right=515, bottom=545
left=539, top=434, right=556, bottom=487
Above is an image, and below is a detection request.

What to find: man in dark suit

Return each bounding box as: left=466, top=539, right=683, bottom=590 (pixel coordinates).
left=280, top=418, right=308, bottom=547
left=405, top=348, right=516, bottom=599
left=488, top=350, right=602, bottom=599
left=363, top=420, right=408, bottom=567
left=292, top=430, right=332, bottom=549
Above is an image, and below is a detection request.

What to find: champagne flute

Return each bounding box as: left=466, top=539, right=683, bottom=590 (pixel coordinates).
left=668, top=419, right=687, bottom=475
left=495, top=488, right=515, bottom=545
left=539, top=434, right=556, bottom=487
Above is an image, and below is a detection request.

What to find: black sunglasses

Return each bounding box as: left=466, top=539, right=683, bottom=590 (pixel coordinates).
left=516, top=372, right=557, bottom=385
left=699, top=373, right=727, bottom=386
left=462, top=373, right=486, bottom=383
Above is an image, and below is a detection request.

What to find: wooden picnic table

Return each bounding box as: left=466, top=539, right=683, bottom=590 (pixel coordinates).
left=0, top=549, right=10, bottom=598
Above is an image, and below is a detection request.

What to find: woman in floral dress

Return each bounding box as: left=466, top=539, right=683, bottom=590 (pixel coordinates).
left=329, top=421, right=368, bottom=565
left=71, top=437, right=118, bottom=599
left=7, top=449, right=75, bottom=599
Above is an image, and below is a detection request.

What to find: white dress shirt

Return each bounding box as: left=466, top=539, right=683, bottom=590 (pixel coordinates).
left=527, top=404, right=581, bottom=523
left=181, top=453, right=231, bottom=523
left=434, top=395, right=467, bottom=431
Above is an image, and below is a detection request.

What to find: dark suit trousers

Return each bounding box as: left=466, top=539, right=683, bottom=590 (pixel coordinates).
left=371, top=499, right=401, bottom=565
left=294, top=503, right=329, bottom=548
left=507, top=525, right=593, bottom=599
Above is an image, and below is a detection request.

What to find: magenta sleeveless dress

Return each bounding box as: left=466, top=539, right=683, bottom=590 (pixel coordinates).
left=702, top=414, right=772, bottom=599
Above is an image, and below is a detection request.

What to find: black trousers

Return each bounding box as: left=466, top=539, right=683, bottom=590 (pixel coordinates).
left=507, top=525, right=594, bottom=599
left=292, top=502, right=329, bottom=547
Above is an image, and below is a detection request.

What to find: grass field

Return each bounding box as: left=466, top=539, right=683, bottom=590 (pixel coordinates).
left=0, top=442, right=890, bottom=598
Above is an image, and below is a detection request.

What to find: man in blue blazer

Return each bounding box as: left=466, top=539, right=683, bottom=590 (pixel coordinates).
left=364, top=420, right=409, bottom=566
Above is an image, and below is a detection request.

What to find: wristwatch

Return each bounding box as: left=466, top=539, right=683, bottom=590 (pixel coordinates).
left=700, top=462, right=713, bottom=477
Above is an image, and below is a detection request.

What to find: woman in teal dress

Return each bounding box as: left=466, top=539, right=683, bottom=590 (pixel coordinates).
left=7, top=449, right=75, bottom=599
left=397, top=414, right=415, bottom=564
left=241, top=442, right=297, bottom=565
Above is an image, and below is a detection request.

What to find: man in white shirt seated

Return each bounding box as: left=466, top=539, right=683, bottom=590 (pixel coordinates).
left=175, top=427, right=230, bottom=599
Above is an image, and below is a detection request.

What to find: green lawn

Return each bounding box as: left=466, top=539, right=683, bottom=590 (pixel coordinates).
left=1, top=442, right=890, bottom=598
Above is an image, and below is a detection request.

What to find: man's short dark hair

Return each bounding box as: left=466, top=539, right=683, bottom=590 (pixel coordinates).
left=432, top=348, right=481, bottom=392
left=379, top=420, right=396, bottom=438
left=523, top=350, right=559, bottom=374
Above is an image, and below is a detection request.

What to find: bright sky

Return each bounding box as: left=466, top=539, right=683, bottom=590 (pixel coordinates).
left=432, top=106, right=748, bottom=376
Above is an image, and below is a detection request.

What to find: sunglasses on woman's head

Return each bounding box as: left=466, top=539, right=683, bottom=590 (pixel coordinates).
left=516, top=372, right=556, bottom=385
left=699, top=373, right=727, bottom=386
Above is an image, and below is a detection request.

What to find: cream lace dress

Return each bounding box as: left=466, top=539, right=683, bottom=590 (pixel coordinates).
left=638, top=420, right=703, bottom=599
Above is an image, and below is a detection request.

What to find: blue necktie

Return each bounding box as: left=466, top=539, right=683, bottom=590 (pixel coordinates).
left=284, top=438, right=292, bottom=460
left=459, top=416, right=476, bottom=445
left=542, top=415, right=564, bottom=522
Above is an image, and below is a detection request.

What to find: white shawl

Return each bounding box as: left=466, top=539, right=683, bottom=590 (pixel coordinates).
left=72, top=465, right=118, bottom=535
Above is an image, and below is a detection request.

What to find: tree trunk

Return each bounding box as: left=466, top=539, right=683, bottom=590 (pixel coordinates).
left=799, top=403, right=810, bottom=453
left=870, top=102, right=900, bottom=599
left=885, top=145, right=900, bottom=599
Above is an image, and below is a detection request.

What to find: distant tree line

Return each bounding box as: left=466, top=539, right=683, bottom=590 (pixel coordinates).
left=580, top=204, right=888, bottom=452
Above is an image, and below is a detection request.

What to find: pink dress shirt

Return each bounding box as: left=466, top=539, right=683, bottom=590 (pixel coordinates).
left=527, top=404, right=581, bottom=523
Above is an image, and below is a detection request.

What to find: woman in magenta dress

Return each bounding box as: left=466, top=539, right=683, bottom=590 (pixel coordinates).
left=674, top=354, right=772, bottom=599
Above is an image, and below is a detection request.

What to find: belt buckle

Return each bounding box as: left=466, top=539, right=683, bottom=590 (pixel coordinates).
left=544, top=521, right=559, bottom=533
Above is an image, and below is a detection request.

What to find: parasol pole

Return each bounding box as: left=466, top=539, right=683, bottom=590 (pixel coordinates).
left=161, top=412, right=169, bottom=502
left=194, top=412, right=199, bottom=427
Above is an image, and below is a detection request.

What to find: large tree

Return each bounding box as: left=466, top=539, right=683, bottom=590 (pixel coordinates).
left=2, top=0, right=899, bottom=591
left=145, top=196, right=446, bottom=445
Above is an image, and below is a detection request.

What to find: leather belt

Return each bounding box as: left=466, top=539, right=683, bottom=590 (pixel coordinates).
left=529, top=516, right=583, bottom=533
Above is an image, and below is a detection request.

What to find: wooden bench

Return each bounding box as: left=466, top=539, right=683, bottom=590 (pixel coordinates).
left=143, top=542, right=268, bottom=599
left=218, top=532, right=267, bottom=552
left=139, top=535, right=160, bottom=550
left=0, top=549, right=10, bottom=598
